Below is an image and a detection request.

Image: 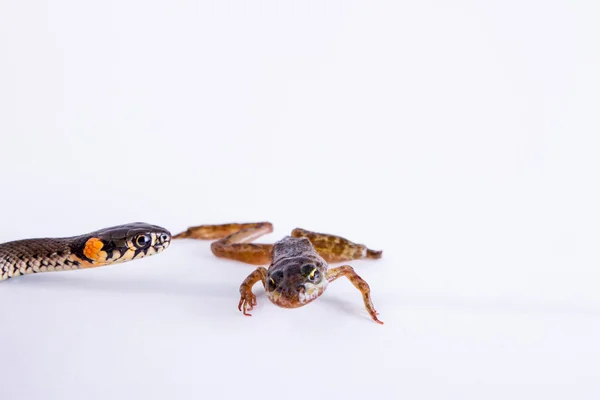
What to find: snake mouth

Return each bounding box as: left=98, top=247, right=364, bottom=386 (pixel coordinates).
left=152, top=238, right=171, bottom=254
left=154, top=241, right=170, bottom=252
left=153, top=232, right=172, bottom=251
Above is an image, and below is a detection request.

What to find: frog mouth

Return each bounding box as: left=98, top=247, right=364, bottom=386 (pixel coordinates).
left=298, top=287, right=319, bottom=304
left=298, top=281, right=328, bottom=304
left=265, top=278, right=329, bottom=308
left=266, top=290, right=297, bottom=308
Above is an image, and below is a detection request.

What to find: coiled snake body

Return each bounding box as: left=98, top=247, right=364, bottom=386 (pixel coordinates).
left=0, top=223, right=171, bottom=281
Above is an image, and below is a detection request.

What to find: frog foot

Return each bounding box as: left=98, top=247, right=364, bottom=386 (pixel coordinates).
left=238, top=292, right=257, bottom=316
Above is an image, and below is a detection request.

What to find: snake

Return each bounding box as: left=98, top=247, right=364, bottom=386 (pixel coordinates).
left=0, top=222, right=171, bottom=281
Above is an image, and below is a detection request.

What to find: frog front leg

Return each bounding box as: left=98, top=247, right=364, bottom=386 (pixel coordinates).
left=326, top=265, right=383, bottom=324
left=238, top=267, right=268, bottom=316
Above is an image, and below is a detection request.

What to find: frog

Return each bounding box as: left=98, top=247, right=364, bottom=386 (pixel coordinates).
left=173, top=222, right=383, bottom=324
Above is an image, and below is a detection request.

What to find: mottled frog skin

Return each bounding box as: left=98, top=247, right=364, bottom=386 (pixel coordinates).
left=265, top=236, right=329, bottom=308
left=174, top=222, right=383, bottom=324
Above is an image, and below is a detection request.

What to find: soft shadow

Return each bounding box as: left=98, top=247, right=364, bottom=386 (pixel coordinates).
left=10, top=273, right=234, bottom=300
left=390, top=294, right=600, bottom=318
left=318, top=296, right=375, bottom=323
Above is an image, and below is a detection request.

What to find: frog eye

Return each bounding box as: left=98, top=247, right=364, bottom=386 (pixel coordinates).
left=301, top=264, right=320, bottom=281
left=268, top=271, right=284, bottom=290
left=301, top=263, right=315, bottom=276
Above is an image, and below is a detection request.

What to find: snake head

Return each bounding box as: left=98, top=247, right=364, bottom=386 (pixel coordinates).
left=81, top=222, right=171, bottom=266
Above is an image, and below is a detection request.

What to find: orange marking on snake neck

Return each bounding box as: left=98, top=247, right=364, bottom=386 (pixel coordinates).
left=83, top=238, right=104, bottom=262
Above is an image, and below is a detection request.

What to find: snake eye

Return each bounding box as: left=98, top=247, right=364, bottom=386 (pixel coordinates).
left=135, top=234, right=151, bottom=248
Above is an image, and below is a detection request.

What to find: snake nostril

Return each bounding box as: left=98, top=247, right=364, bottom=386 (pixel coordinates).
left=160, top=233, right=169, bottom=243
left=297, top=284, right=306, bottom=293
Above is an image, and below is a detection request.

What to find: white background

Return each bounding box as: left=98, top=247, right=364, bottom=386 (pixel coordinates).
left=1, top=1, right=599, bottom=399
